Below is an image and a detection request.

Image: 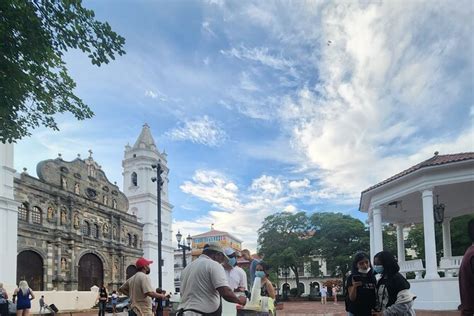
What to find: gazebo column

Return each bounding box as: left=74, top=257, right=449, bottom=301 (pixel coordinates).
left=422, top=189, right=440, bottom=279
left=372, top=208, right=383, bottom=254
left=369, top=218, right=375, bottom=260
left=396, top=224, right=405, bottom=262
left=442, top=217, right=452, bottom=258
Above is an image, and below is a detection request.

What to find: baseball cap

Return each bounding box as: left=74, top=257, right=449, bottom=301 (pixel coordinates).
left=203, top=243, right=230, bottom=260
left=136, top=257, right=153, bottom=269
left=224, top=247, right=237, bottom=257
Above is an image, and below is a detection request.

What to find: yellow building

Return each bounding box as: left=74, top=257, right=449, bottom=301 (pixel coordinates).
left=191, top=227, right=242, bottom=259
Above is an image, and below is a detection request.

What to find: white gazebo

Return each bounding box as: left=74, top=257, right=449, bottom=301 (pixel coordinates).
left=359, top=152, right=474, bottom=310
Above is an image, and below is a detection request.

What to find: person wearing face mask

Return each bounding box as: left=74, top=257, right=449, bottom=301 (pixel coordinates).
left=345, top=252, right=376, bottom=316
left=255, top=262, right=276, bottom=300
left=223, top=248, right=248, bottom=293
left=119, top=258, right=169, bottom=316
left=178, top=243, right=247, bottom=315
left=373, top=251, right=415, bottom=316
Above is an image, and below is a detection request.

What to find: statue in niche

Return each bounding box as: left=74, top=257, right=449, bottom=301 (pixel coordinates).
left=113, top=259, right=119, bottom=275
left=61, top=257, right=67, bottom=271
left=112, top=199, right=117, bottom=209
left=61, top=176, right=67, bottom=190
left=74, top=183, right=80, bottom=195
left=103, top=223, right=110, bottom=235
left=47, top=207, right=55, bottom=221
left=113, top=225, right=118, bottom=239
left=60, top=210, right=67, bottom=225
left=73, top=214, right=80, bottom=229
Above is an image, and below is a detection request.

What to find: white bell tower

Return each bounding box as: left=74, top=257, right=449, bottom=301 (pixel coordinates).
left=0, top=142, right=20, bottom=289
left=122, top=124, right=174, bottom=291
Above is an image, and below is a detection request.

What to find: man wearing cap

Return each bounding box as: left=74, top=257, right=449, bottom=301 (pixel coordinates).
left=119, top=258, right=169, bottom=316
left=223, top=248, right=247, bottom=293
left=178, top=243, right=246, bottom=315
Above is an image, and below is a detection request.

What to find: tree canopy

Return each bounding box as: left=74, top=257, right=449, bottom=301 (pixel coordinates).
left=1, top=0, right=126, bottom=143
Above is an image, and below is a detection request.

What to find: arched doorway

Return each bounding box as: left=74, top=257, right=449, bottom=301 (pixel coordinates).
left=126, top=265, right=137, bottom=279
left=78, top=253, right=103, bottom=290
left=310, top=281, right=320, bottom=296
left=17, top=251, right=44, bottom=290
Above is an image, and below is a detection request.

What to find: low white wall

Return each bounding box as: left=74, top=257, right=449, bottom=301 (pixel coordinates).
left=410, top=277, right=460, bottom=310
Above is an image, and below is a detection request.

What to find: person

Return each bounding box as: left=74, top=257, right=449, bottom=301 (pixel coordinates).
left=333, top=285, right=339, bottom=304
left=459, top=219, right=474, bottom=316
left=223, top=248, right=247, bottom=293
left=320, top=285, right=328, bottom=305
left=0, top=283, right=8, bottom=316
left=13, top=280, right=35, bottom=316
left=178, top=243, right=247, bottom=315
left=345, top=252, right=376, bottom=316
left=96, top=285, right=108, bottom=316
left=111, top=291, right=118, bottom=316
left=119, top=257, right=169, bottom=316
left=152, top=288, right=164, bottom=316
left=255, top=262, right=275, bottom=300
left=241, top=249, right=263, bottom=288
left=373, top=251, right=415, bottom=315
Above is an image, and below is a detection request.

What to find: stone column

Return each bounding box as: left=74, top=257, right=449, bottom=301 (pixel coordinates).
left=442, top=217, right=452, bottom=258
left=422, top=189, right=440, bottom=279
left=396, top=224, right=406, bottom=262
left=372, top=208, right=383, bottom=254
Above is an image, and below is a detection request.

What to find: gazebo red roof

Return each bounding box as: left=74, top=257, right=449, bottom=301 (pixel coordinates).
left=362, top=152, right=474, bottom=194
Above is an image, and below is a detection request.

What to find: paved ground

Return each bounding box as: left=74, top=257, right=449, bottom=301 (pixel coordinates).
left=46, top=304, right=459, bottom=316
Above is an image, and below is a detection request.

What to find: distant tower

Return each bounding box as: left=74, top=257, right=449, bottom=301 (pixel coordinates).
left=0, top=142, right=20, bottom=288
left=122, top=124, right=174, bottom=290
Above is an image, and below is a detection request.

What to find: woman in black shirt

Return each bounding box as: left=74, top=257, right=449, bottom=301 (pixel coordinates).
left=345, top=252, right=377, bottom=316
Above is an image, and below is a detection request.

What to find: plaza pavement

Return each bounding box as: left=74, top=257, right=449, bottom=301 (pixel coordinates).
left=38, top=303, right=459, bottom=316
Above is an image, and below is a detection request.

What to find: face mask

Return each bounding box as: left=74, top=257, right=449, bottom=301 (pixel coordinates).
left=145, top=266, right=151, bottom=275
left=255, top=271, right=265, bottom=278
left=373, top=265, right=384, bottom=274
left=358, top=267, right=371, bottom=274
left=228, top=257, right=237, bottom=267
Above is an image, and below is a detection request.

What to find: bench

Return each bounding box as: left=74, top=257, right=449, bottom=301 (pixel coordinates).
left=439, top=256, right=463, bottom=277
left=399, top=259, right=425, bottom=279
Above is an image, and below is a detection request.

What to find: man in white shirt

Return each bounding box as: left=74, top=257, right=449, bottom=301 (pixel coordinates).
left=223, top=248, right=247, bottom=292
left=178, top=243, right=246, bottom=315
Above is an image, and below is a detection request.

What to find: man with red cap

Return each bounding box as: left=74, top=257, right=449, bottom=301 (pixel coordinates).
left=119, top=258, right=169, bottom=316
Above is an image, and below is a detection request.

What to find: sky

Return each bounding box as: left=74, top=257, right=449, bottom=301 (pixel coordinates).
left=15, top=0, right=474, bottom=251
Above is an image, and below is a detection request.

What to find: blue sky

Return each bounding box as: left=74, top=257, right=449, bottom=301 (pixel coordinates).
left=15, top=0, right=473, bottom=251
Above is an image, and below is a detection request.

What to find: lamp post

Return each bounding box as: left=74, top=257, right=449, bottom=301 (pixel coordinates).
left=176, top=230, right=192, bottom=268
left=151, top=161, right=164, bottom=288
left=282, top=266, right=290, bottom=300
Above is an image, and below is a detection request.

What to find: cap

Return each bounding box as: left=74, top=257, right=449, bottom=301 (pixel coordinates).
left=136, top=257, right=153, bottom=269
left=203, top=243, right=230, bottom=260
left=224, top=247, right=237, bottom=257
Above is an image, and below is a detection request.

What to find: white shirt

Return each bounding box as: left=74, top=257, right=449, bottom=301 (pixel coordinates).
left=225, top=266, right=248, bottom=291
left=320, top=287, right=328, bottom=296
left=178, top=254, right=229, bottom=313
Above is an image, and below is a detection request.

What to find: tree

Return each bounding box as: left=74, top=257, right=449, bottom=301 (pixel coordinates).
left=407, top=214, right=474, bottom=260
left=257, top=212, right=311, bottom=297
left=309, top=212, right=369, bottom=291
left=1, top=0, right=126, bottom=143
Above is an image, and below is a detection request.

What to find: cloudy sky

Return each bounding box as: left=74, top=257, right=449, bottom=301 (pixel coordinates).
left=15, top=0, right=473, bottom=251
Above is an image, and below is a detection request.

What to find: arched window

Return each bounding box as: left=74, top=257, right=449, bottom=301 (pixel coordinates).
left=128, top=233, right=132, bottom=246
left=82, top=221, right=91, bottom=236
left=131, top=172, right=138, bottom=186
left=91, top=223, right=99, bottom=238
left=133, top=235, right=138, bottom=248
left=18, top=203, right=28, bottom=221
left=31, top=206, right=42, bottom=224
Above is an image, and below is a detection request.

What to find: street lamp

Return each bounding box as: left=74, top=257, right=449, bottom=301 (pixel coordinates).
left=151, top=161, right=164, bottom=288
left=282, top=267, right=290, bottom=300
left=176, top=230, right=192, bottom=268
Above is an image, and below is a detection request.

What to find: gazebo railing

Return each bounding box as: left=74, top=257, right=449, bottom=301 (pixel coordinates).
left=439, top=256, right=463, bottom=277
left=399, top=259, right=425, bottom=279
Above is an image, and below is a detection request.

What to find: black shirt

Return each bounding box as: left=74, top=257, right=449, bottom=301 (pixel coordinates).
left=376, top=272, right=410, bottom=309
left=345, top=271, right=377, bottom=316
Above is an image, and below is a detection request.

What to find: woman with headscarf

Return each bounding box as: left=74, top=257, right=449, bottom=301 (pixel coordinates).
left=345, top=252, right=377, bottom=316
left=13, top=280, right=35, bottom=316
left=373, top=251, right=416, bottom=316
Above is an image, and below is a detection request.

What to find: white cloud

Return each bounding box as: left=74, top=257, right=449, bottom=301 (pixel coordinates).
left=221, top=46, right=294, bottom=71
left=166, top=116, right=227, bottom=147
left=145, top=90, right=157, bottom=99
left=202, top=21, right=217, bottom=38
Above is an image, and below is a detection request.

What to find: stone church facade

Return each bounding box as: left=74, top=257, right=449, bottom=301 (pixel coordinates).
left=14, top=154, right=144, bottom=291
